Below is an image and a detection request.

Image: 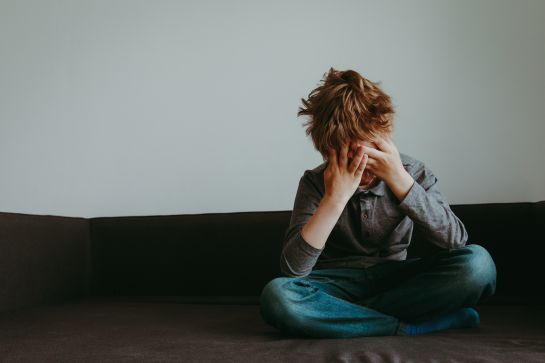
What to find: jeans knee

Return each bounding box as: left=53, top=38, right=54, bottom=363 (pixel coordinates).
left=259, top=277, right=313, bottom=334
left=459, top=244, right=497, bottom=296
left=259, top=277, right=292, bottom=326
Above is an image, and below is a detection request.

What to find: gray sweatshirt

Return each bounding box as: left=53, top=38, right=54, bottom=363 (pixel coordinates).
left=280, top=152, right=468, bottom=277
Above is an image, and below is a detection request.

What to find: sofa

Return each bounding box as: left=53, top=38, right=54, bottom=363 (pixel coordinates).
left=1, top=201, right=544, bottom=362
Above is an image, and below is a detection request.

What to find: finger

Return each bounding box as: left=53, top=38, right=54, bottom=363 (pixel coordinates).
left=374, top=136, right=392, bottom=153
left=348, top=145, right=364, bottom=173
left=347, top=141, right=358, bottom=160
left=385, top=134, right=396, bottom=148
left=361, top=145, right=386, bottom=160
left=364, top=156, right=377, bottom=171
left=328, top=148, right=338, bottom=168
left=356, top=153, right=368, bottom=175
left=339, top=142, right=348, bottom=168
left=386, top=134, right=394, bottom=144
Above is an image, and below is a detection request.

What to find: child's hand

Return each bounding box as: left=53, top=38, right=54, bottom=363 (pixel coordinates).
left=324, top=141, right=368, bottom=206
left=360, top=135, right=406, bottom=186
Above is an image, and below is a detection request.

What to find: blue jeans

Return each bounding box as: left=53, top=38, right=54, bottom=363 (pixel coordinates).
left=259, top=244, right=497, bottom=338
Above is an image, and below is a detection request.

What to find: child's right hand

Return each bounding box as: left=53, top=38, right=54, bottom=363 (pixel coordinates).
left=324, top=141, right=368, bottom=206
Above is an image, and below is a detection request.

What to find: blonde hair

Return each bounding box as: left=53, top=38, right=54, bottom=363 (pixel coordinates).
left=297, top=67, right=395, bottom=160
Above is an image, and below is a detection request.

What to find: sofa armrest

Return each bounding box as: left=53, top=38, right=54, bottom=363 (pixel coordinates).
left=0, top=212, right=91, bottom=313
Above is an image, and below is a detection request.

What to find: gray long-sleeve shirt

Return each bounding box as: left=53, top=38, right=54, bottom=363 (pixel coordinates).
left=280, top=152, right=469, bottom=277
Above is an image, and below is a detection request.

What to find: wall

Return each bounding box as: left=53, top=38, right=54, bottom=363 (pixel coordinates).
left=1, top=0, right=544, bottom=218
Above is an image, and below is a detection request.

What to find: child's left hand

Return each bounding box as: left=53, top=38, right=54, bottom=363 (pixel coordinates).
left=360, top=135, right=408, bottom=186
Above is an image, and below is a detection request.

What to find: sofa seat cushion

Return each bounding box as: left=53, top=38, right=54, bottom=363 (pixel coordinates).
left=1, top=298, right=544, bottom=362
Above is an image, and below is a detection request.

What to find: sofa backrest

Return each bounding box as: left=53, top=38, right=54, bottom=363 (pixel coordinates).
left=1, top=201, right=544, bottom=313
left=89, top=211, right=288, bottom=300
left=411, top=202, right=544, bottom=303
left=89, top=201, right=545, bottom=303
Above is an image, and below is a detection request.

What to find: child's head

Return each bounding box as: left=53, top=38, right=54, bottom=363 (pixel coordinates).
left=297, top=67, right=395, bottom=161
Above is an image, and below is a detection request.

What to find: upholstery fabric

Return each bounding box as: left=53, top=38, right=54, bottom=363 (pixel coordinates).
left=0, top=299, right=544, bottom=362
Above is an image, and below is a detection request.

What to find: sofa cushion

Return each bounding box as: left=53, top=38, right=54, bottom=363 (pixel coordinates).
left=0, top=298, right=544, bottom=362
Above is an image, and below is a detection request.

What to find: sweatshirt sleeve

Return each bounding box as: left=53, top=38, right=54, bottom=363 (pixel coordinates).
left=397, top=162, right=468, bottom=251
left=279, top=171, right=325, bottom=277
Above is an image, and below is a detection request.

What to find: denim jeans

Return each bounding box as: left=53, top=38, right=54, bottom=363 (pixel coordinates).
left=259, top=244, right=497, bottom=338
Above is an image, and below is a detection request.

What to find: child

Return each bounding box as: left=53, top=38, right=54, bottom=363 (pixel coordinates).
left=259, top=67, right=497, bottom=338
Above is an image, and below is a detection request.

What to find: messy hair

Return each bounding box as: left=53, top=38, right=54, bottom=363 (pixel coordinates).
left=297, top=67, right=395, bottom=160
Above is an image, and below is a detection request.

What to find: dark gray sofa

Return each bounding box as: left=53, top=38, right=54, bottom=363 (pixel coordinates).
left=1, top=201, right=544, bottom=362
